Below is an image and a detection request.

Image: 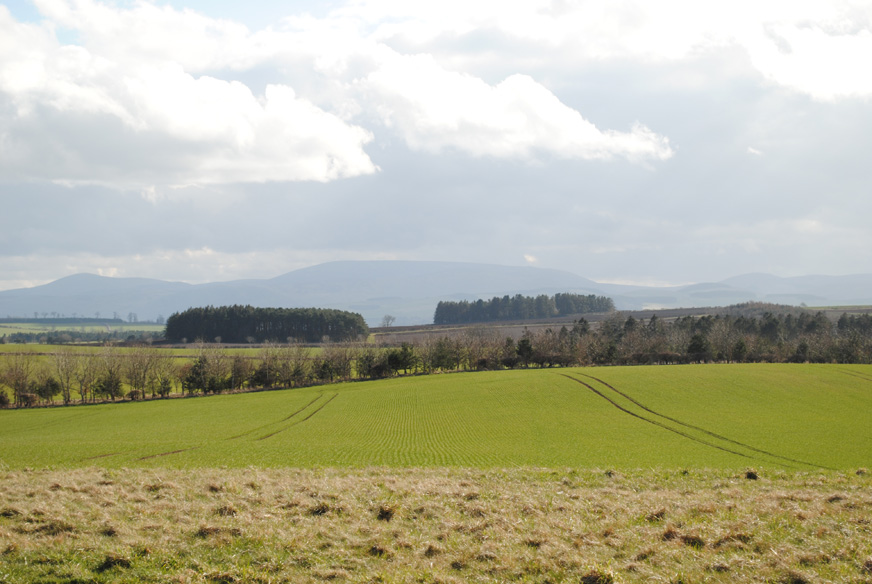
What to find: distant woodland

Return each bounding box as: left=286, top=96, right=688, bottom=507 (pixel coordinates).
left=433, top=293, right=614, bottom=325
left=4, top=304, right=872, bottom=409
left=164, top=305, right=369, bottom=344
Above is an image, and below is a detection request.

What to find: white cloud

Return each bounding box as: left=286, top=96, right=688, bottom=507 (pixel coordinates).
left=32, top=0, right=256, bottom=71
left=344, top=0, right=872, bottom=101
left=362, top=52, right=673, bottom=161
left=0, top=1, right=377, bottom=188
left=747, top=21, right=872, bottom=100
left=1, top=0, right=683, bottom=192
left=4, top=0, right=868, bottom=195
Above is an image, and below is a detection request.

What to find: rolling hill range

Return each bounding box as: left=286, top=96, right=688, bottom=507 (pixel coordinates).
left=1, top=261, right=871, bottom=325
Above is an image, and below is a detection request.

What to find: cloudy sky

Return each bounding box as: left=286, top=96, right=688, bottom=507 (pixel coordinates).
left=1, top=0, right=870, bottom=291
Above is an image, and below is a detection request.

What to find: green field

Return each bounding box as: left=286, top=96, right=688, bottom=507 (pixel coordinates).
left=2, top=364, right=870, bottom=470
left=0, top=322, right=165, bottom=335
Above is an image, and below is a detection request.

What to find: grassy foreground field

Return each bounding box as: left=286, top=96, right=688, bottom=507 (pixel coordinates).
left=1, top=467, right=870, bottom=583
left=1, top=364, right=871, bottom=470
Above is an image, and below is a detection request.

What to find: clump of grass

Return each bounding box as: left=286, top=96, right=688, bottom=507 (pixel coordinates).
left=31, top=519, right=76, bottom=536
left=367, top=544, right=391, bottom=558
left=95, top=552, right=131, bottom=572
left=646, top=508, right=667, bottom=522
left=781, top=570, right=812, bottom=584
left=375, top=504, right=394, bottom=521
left=580, top=568, right=615, bottom=583
left=308, top=502, right=332, bottom=516
left=680, top=534, right=706, bottom=549
left=713, top=533, right=752, bottom=548
left=195, top=525, right=242, bottom=538
left=215, top=503, right=237, bottom=517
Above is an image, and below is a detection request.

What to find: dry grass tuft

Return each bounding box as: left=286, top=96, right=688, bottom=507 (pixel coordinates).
left=799, top=553, right=831, bottom=566
left=680, top=534, right=706, bottom=549
left=376, top=504, right=395, bottom=521
left=95, top=552, right=132, bottom=572
left=713, top=533, right=752, bottom=548
left=580, top=568, right=616, bottom=583
left=308, top=502, right=333, bottom=516
left=30, top=519, right=76, bottom=536
left=781, top=570, right=812, bottom=584
left=205, top=570, right=240, bottom=583
left=215, top=503, right=238, bottom=517
left=662, top=525, right=680, bottom=541
left=634, top=548, right=655, bottom=561
left=646, top=508, right=667, bottom=522
left=368, top=544, right=391, bottom=558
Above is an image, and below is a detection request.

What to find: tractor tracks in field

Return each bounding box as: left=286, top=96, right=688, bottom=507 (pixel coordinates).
left=120, top=393, right=340, bottom=461
left=227, top=394, right=326, bottom=441
left=560, top=373, right=832, bottom=470
left=834, top=367, right=872, bottom=384
left=138, top=447, right=200, bottom=461
left=255, top=393, right=339, bottom=441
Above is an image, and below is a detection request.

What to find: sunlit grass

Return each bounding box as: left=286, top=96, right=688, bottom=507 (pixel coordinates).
left=0, top=467, right=869, bottom=583
left=2, top=364, right=870, bottom=470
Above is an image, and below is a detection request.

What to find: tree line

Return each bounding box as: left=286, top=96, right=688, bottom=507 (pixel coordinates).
left=164, top=305, right=369, bottom=344
left=1, top=329, right=159, bottom=345
left=433, top=292, right=614, bottom=325
left=3, top=309, right=871, bottom=409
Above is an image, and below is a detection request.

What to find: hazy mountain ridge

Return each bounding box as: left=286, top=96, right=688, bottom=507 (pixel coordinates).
left=1, top=262, right=870, bottom=326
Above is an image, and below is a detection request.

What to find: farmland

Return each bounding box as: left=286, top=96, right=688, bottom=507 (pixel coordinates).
left=1, top=363, right=871, bottom=583
left=1, top=364, right=870, bottom=470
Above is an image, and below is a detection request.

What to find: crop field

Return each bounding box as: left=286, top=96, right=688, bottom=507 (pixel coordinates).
left=0, top=322, right=165, bottom=335
left=2, top=364, right=870, bottom=470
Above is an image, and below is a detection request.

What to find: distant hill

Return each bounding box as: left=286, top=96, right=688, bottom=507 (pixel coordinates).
left=1, top=261, right=870, bottom=326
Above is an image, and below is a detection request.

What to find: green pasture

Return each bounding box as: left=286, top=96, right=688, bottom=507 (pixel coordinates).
left=0, top=322, right=165, bottom=334
left=1, top=364, right=869, bottom=470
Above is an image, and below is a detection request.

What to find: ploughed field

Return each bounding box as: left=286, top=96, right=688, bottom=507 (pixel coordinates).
left=2, top=363, right=870, bottom=470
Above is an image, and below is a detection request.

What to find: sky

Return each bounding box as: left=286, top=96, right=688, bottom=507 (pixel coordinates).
left=1, top=0, right=871, bottom=291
